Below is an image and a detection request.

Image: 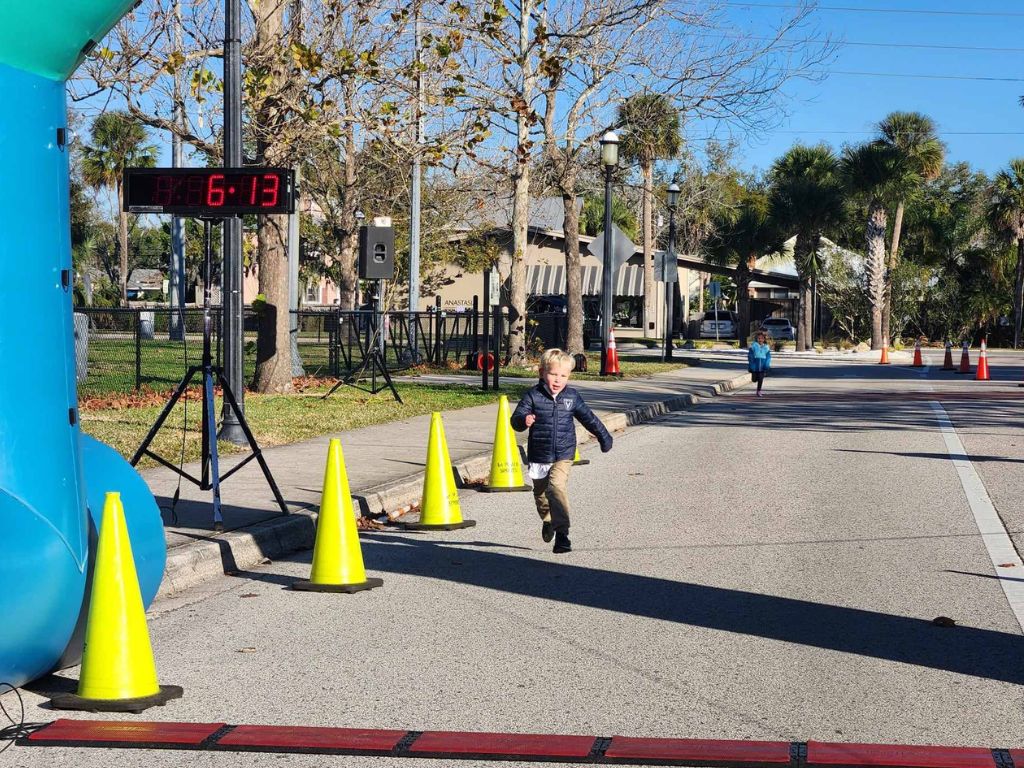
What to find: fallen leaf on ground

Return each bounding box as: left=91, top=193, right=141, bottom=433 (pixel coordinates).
left=236, top=646, right=257, bottom=653
left=932, top=616, right=957, bottom=627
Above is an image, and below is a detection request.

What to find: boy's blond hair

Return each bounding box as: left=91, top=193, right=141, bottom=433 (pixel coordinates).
left=539, top=348, right=574, bottom=374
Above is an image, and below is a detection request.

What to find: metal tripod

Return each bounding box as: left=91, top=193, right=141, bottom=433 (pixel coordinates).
left=321, top=279, right=402, bottom=403
left=130, top=219, right=288, bottom=530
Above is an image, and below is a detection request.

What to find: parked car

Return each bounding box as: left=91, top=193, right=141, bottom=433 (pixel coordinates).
left=699, top=310, right=738, bottom=339
left=759, top=317, right=795, bottom=341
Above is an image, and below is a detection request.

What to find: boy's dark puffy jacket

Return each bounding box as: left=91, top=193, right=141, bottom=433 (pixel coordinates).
left=510, top=383, right=612, bottom=463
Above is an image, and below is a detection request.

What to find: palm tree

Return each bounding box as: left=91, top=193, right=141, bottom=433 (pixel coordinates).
left=876, top=112, right=945, bottom=343
left=987, top=159, right=1024, bottom=347
left=618, top=94, right=682, bottom=339
left=80, top=112, right=158, bottom=304
left=704, top=190, right=780, bottom=348
left=841, top=142, right=901, bottom=349
left=769, top=144, right=845, bottom=351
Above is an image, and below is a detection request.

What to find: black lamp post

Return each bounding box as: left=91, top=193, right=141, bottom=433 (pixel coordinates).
left=664, top=182, right=680, bottom=362
left=599, top=130, right=619, bottom=376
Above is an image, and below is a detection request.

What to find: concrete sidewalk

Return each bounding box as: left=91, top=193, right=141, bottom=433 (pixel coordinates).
left=149, top=358, right=752, bottom=597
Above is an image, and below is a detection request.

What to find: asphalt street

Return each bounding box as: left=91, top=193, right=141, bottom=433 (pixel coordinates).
left=7, top=356, right=1024, bottom=767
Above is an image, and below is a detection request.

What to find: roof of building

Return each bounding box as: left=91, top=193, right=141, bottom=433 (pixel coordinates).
left=457, top=196, right=584, bottom=234
left=126, top=269, right=165, bottom=290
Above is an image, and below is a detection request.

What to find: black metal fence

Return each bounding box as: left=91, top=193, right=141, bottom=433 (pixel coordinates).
left=72, top=305, right=582, bottom=395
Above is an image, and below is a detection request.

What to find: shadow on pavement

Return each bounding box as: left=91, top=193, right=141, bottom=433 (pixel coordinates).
left=945, top=569, right=1024, bottom=585
left=836, top=448, right=1024, bottom=465
left=356, top=534, right=1024, bottom=686
left=671, top=398, right=1024, bottom=435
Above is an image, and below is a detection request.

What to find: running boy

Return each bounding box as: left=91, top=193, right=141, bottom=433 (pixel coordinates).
left=510, top=348, right=613, bottom=553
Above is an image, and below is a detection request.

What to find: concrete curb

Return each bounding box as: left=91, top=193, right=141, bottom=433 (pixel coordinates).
left=157, top=370, right=751, bottom=598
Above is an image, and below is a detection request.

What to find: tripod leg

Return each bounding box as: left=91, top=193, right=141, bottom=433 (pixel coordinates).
left=375, top=351, right=403, bottom=404
left=217, top=372, right=290, bottom=516
left=204, top=368, right=224, bottom=531
left=130, top=367, right=200, bottom=466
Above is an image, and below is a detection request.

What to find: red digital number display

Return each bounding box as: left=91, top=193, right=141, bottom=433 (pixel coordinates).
left=124, top=168, right=294, bottom=215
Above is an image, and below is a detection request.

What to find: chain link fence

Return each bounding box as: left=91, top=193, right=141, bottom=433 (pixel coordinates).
left=72, top=306, right=580, bottom=396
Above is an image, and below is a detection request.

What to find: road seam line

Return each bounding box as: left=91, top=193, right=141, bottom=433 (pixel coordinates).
left=930, top=401, right=1024, bottom=632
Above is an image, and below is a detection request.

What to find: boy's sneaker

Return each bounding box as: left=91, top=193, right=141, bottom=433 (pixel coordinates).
left=552, top=531, right=572, bottom=554
left=541, top=520, right=554, bottom=543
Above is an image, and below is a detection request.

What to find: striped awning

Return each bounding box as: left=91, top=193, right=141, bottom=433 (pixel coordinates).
left=526, top=264, right=645, bottom=296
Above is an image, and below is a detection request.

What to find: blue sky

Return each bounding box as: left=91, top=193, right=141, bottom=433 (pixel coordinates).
left=698, top=1, right=1024, bottom=176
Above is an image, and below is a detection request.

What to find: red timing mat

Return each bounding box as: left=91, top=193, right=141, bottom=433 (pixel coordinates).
left=23, top=719, right=1019, bottom=768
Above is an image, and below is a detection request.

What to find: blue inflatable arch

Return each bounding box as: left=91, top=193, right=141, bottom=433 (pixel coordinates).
left=0, top=1, right=167, bottom=688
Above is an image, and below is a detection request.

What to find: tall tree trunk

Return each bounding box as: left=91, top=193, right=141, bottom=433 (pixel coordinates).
left=118, top=206, right=129, bottom=305
left=507, top=0, right=535, bottom=367
left=865, top=199, right=888, bottom=349
left=736, top=255, right=753, bottom=348
left=562, top=185, right=584, bottom=354
left=253, top=213, right=293, bottom=392
left=251, top=0, right=293, bottom=392
left=1015, top=238, right=1024, bottom=348
left=882, top=199, right=904, bottom=347
left=337, top=117, right=359, bottom=312
left=642, top=162, right=654, bottom=338
left=793, top=235, right=813, bottom=351
left=802, top=280, right=813, bottom=350
left=509, top=167, right=529, bottom=365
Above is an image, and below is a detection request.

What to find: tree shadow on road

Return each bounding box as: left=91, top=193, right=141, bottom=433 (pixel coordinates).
left=666, top=398, right=1024, bottom=436
left=835, top=448, right=1024, bottom=464
left=359, top=534, right=1024, bottom=686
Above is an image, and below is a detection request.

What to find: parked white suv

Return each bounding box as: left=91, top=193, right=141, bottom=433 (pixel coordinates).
left=759, top=317, right=795, bottom=341
left=699, top=310, right=737, bottom=339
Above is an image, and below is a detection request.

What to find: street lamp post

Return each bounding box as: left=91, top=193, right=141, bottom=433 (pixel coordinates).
left=599, top=131, right=618, bottom=376
left=664, top=182, right=680, bottom=362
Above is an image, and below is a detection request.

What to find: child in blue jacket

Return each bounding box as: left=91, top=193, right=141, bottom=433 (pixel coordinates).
left=748, top=331, right=772, bottom=397
left=511, top=348, right=613, bottom=553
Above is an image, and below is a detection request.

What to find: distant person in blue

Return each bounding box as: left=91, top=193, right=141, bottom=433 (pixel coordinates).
left=511, top=348, right=613, bottom=554
left=748, top=330, right=772, bottom=397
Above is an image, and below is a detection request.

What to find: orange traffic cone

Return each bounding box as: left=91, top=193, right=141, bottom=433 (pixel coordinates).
left=957, top=341, right=972, bottom=374
left=878, top=344, right=890, bottom=365
left=941, top=341, right=955, bottom=371
left=912, top=339, right=923, bottom=367
left=975, top=338, right=990, bottom=381
left=605, top=328, right=622, bottom=376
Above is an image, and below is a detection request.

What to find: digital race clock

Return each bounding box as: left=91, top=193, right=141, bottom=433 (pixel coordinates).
left=123, top=167, right=296, bottom=215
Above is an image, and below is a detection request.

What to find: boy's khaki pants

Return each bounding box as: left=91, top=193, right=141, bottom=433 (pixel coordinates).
left=532, top=459, right=573, bottom=533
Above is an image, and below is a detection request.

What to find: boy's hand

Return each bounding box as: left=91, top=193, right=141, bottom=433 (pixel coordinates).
left=525, top=414, right=536, bottom=427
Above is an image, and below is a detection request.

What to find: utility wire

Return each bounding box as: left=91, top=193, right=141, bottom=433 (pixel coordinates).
left=812, top=69, right=1024, bottom=82
left=716, top=33, right=1024, bottom=53
left=726, top=2, right=1024, bottom=18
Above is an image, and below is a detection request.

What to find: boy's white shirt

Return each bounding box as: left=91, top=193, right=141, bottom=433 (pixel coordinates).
left=527, top=386, right=561, bottom=479
left=528, top=463, right=552, bottom=480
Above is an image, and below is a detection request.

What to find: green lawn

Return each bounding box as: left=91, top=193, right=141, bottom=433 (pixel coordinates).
left=82, top=380, right=530, bottom=468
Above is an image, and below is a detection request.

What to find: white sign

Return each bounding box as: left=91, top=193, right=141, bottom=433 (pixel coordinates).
left=488, top=266, right=501, bottom=306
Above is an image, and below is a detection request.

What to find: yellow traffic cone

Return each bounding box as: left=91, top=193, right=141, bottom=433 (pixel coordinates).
left=481, top=395, right=532, bottom=492
left=572, top=447, right=590, bottom=466
left=51, top=492, right=182, bottom=713
left=403, top=413, right=476, bottom=530
left=293, top=439, right=383, bottom=593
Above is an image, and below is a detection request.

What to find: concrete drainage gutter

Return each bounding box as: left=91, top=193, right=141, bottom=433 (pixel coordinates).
left=158, top=371, right=751, bottom=598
